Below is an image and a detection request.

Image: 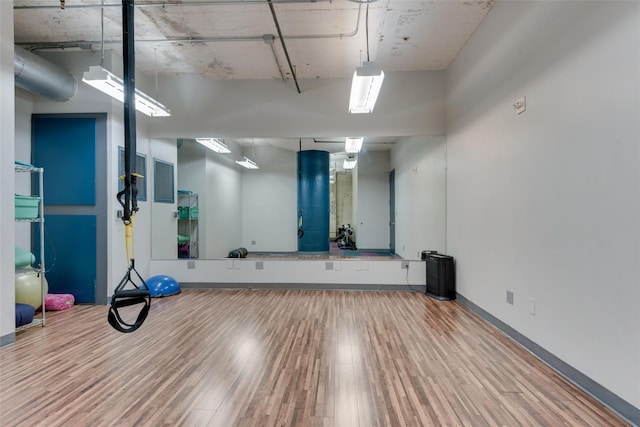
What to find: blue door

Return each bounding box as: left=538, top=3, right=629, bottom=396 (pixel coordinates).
left=32, top=115, right=108, bottom=304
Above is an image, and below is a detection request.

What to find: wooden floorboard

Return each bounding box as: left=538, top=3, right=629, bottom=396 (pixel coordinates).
left=0, top=289, right=629, bottom=426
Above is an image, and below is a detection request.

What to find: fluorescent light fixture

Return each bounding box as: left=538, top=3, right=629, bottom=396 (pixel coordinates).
left=82, top=66, right=171, bottom=117
left=196, top=138, right=231, bottom=153
left=343, top=155, right=357, bottom=170
left=236, top=157, right=259, bottom=169
left=348, top=61, right=385, bottom=114
left=345, top=137, right=364, bottom=153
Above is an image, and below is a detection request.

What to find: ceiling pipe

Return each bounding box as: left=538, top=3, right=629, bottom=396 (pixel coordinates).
left=267, top=0, right=301, bottom=93
left=17, top=4, right=363, bottom=50
left=14, top=45, right=77, bottom=102
left=14, top=0, right=331, bottom=10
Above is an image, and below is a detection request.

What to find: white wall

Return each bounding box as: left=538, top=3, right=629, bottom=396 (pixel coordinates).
left=203, top=144, right=243, bottom=258
left=354, top=151, right=390, bottom=249
left=148, top=138, right=178, bottom=261
left=446, top=1, right=640, bottom=408
left=242, top=145, right=297, bottom=252
left=0, top=1, right=16, bottom=341
left=149, top=258, right=426, bottom=288
left=148, top=71, right=445, bottom=139
left=14, top=90, right=34, bottom=251
left=390, top=136, right=447, bottom=260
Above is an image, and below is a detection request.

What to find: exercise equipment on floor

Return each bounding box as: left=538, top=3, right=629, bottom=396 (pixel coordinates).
left=228, top=247, right=248, bottom=258
left=45, top=294, right=75, bottom=311
left=146, top=275, right=181, bottom=298
left=108, top=0, right=150, bottom=334
left=336, top=224, right=357, bottom=250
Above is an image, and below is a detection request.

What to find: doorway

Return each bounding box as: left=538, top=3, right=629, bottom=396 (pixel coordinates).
left=32, top=114, right=108, bottom=304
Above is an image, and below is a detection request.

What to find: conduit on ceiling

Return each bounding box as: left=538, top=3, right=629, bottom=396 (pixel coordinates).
left=15, top=0, right=333, bottom=9
left=18, top=5, right=362, bottom=49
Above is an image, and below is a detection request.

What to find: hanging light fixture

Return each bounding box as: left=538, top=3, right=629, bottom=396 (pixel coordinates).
left=236, top=139, right=259, bottom=169
left=345, top=137, right=364, bottom=153
left=348, top=3, right=384, bottom=114
left=82, top=66, right=171, bottom=117
left=236, top=157, right=259, bottom=169
left=196, top=138, right=231, bottom=153
left=343, top=154, right=357, bottom=170
left=349, top=62, right=384, bottom=114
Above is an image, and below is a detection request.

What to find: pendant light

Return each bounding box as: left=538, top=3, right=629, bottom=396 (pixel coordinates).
left=348, top=3, right=384, bottom=113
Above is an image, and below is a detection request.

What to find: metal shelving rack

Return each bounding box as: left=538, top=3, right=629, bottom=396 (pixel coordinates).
left=177, top=191, right=199, bottom=259
left=15, top=162, right=46, bottom=331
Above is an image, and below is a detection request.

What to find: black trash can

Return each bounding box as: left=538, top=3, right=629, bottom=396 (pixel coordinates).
left=425, top=253, right=455, bottom=300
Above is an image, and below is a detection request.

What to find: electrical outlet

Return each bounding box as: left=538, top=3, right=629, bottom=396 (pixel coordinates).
left=529, top=298, right=536, bottom=316
left=401, top=261, right=410, bottom=269
left=187, top=260, right=195, bottom=269
left=255, top=261, right=264, bottom=270
left=506, top=290, right=514, bottom=305
left=251, top=240, right=256, bottom=245
left=325, top=261, right=334, bottom=270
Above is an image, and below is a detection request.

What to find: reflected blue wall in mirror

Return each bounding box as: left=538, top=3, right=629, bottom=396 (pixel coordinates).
left=297, top=150, right=330, bottom=252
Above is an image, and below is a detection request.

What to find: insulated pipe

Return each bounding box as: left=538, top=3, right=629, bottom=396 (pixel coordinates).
left=14, top=46, right=77, bottom=102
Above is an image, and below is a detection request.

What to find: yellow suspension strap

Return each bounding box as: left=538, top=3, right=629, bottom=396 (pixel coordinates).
left=108, top=0, right=150, bottom=333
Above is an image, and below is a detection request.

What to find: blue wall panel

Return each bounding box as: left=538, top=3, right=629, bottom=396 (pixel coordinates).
left=34, top=215, right=96, bottom=303
left=32, top=117, right=96, bottom=205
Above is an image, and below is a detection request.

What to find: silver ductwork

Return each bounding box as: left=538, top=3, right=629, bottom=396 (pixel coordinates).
left=14, top=46, right=77, bottom=102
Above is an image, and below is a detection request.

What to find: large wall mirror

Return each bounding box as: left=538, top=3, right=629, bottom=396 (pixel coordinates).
left=150, top=136, right=447, bottom=260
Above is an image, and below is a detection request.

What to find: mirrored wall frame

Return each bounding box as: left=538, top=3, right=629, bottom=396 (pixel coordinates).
left=154, top=136, right=447, bottom=259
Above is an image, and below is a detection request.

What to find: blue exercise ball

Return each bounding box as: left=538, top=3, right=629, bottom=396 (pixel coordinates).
left=146, top=275, right=181, bottom=298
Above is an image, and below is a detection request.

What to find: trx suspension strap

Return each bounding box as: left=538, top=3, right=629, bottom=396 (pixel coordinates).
left=108, top=0, right=151, bottom=333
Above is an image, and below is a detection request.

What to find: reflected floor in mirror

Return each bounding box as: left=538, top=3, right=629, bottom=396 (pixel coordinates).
left=1, top=289, right=628, bottom=426
left=247, top=242, right=402, bottom=260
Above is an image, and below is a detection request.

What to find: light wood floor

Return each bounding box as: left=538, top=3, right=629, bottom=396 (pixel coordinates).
left=0, top=289, right=628, bottom=427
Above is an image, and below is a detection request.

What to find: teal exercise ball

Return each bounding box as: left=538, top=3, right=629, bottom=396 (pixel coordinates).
left=15, top=268, right=48, bottom=309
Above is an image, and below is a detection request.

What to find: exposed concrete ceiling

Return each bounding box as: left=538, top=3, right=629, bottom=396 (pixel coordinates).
left=14, top=0, right=495, bottom=81
left=13, top=0, right=494, bottom=152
